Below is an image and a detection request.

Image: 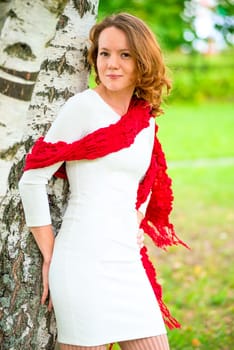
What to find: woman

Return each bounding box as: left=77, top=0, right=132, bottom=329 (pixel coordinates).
left=19, top=13, right=186, bottom=350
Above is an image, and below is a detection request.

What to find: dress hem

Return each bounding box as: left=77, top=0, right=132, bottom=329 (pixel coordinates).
left=57, top=330, right=167, bottom=347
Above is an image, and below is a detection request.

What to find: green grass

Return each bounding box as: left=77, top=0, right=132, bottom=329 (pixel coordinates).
left=154, top=102, right=234, bottom=349
left=154, top=165, right=234, bottom=350
left=157, top=102, right=234, bottom=160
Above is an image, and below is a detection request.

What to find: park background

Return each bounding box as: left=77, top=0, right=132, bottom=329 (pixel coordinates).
left=0, top=0, right=233, bottom=349
left=97, top=1, right=234, bottom=349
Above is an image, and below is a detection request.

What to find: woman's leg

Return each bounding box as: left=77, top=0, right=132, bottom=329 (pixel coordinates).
left=119, top=334, right=170, bottom=350
left=59, top=343, right=107, bottom=350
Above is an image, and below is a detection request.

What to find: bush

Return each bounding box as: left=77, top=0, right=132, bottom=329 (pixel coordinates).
left=165, top=49, right=234, bottom=103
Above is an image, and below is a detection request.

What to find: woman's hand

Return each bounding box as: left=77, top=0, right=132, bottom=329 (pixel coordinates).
left=41, top=259, right=53, bottom=311
left=137, top=228, right=144, bottom=249
left=29, top=225, right=55, bottom=312
left=137, top=210, right=145, bottom=249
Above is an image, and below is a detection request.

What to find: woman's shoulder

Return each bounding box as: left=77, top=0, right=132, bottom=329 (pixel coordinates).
left=69, top=88, right=93, bottom=101
left=44, top=89, right=95, bottom=142
left=64, top=88, right=98, bottom=109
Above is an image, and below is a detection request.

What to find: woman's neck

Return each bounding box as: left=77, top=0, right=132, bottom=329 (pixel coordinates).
left=94, top=84, right=135, bottom=116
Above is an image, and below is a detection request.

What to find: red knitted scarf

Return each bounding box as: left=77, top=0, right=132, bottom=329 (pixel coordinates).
left=24, top=97, right=188, bottom=329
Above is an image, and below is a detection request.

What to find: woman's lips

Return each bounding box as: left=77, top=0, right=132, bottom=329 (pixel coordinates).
left=106, top=74, right=122, bottom=79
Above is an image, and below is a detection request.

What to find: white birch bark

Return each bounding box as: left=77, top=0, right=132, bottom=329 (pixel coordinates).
left=0, top=0, right=67, bottom=198
left=0, top=1, right=99, bottom=349
left=0, top=0, right=11, bottom=33
left=26, top=0, right=98, bottom=137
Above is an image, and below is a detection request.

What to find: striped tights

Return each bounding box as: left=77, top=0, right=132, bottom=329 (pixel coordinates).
left=59, top=334, right=170, bottom=350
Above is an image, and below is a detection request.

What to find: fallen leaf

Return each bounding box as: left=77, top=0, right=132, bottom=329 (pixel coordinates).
left=192, top=338, right=201, bottom=347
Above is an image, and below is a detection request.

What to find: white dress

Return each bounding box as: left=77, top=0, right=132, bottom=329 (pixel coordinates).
left=19, top=89, right=166, bottom=346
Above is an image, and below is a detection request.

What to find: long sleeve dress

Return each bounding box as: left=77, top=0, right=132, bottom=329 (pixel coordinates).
left=19, top=89, right=167, bottom=346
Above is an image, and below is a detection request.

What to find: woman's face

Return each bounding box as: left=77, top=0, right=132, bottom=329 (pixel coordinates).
left=96, top=26, right=138, bottom=95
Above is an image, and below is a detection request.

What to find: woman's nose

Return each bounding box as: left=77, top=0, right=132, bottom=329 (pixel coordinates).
left=107, top=54, right=119, bottom=68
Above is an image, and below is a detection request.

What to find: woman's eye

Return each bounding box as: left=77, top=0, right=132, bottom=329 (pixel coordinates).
left=121, top=52, right=131, bottom=58
left=99, top=51, right=109, bottom=56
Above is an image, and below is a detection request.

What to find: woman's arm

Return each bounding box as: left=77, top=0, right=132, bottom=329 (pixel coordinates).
left=30, top=225, right=55, bottom=311
left=30, top=225, right=55, bottom=263
left=18, top=95, right=86, bottom=309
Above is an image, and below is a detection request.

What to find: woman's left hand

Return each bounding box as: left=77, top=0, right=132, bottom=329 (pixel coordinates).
left=136, top=210, right=144, bottom=249
left=137, top=228, right=144, bottom=249
left=41, top=259, right=53, bottom=312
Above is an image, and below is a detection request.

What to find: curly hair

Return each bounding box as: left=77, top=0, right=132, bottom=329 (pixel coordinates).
left=88, top=13, right=171, bottom=117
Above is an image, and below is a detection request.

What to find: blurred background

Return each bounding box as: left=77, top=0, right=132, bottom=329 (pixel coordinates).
left=98, top=1, right=234, bottom=349
left=0, top=0, right=233, bottom=349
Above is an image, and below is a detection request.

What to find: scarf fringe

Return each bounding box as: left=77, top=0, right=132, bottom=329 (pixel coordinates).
left=136, top=124, right=189, bottom=250
left=140, top=246, right=181, bottom=329
left=141, top=219, right=189, bottom=250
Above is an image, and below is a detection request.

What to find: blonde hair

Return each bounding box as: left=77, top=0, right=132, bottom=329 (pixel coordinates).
left=88, top=13, right=171, bottom=116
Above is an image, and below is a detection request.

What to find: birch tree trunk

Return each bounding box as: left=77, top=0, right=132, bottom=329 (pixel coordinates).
left=0, top=0, right=67, bottom=199
left=0, top=0, right=11, bottom=33
left=0, top=1, right=99, bottom=349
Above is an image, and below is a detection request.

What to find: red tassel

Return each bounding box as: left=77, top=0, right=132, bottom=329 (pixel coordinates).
left=140, top=246, right=181, bottom=329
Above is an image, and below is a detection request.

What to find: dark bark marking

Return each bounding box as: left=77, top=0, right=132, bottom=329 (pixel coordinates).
left=45, top=0, right=68, bottom=16
left=0, top=121, right=6, bottom=127
left=4, top=42, right=36, bottom=60
left=80, top=45, right=90, bottom=70
left=6, top=9, right=17, bottom=19
left=8, top=156, right=26, bottom=190
left=0, top=76, right=35, bottom=101
left=2, top=195, right=24, bottom=231
left=48, top=178, right=70, bottom=233
left=36, top=86, right=74, bottom=103
left=0, top=141, right=25, bottom=160
left=41, top=54, right=76, bottom=76
left=49, top=43, right=77, bottom=51
left=56, top=14, right=69, bottom=30
left=73, top=0, right=92, bottom=18
left=0, top=66, right=39, bottom=81
left=29, top=121, right=52, bottom=138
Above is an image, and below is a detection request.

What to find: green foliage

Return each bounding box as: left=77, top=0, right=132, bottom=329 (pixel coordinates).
left=98, top=0, right=186, bottom=50
left=98, top=0, right=234, bottom=51
left=165, top=49, right=234, bottom=103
